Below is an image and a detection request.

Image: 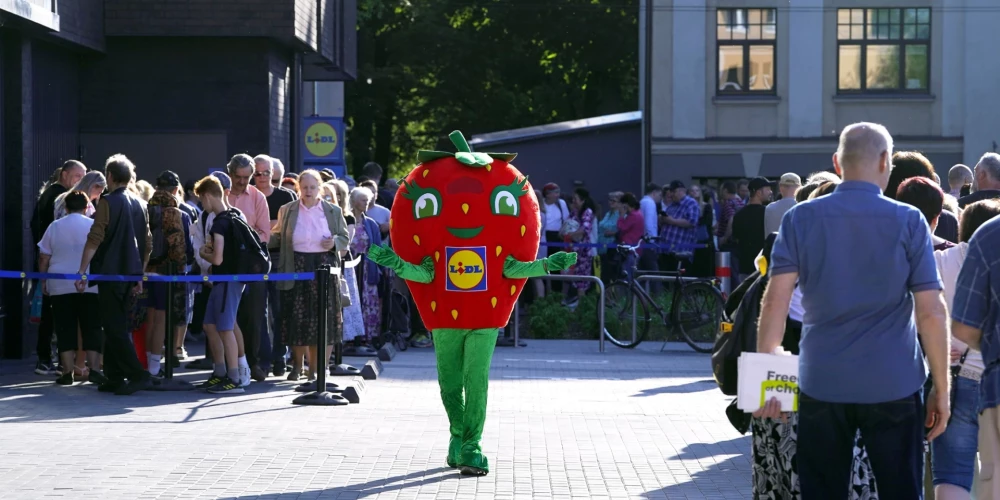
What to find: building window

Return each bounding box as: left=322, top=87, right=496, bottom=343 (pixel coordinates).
left=716, top=8, right=776, bottom=95
left=837, top=8, right=930, bottom=93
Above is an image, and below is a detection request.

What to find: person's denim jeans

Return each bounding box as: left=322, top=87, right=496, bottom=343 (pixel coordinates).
left=932, top=375, right=981, bottom=491
left=798, top=390, right=925, bottom=499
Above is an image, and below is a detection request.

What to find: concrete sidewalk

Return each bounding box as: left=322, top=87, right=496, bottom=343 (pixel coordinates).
left=0, top=339, right=750, bottom=499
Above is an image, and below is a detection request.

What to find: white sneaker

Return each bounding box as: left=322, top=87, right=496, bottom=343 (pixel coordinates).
left=239, top=367, right=251, bottom=387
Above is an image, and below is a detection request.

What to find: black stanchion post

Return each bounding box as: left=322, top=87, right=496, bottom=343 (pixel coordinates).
left=165, top=262, right=174, bottom=380
left=293, top=264, right=348, bottom=405
left=153, top=261, right=193, bottom=391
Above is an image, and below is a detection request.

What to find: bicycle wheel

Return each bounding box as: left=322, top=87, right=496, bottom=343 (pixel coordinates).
left=602, top=280, right=651, bottom=349
left=673, top=281, right=725, bottom=353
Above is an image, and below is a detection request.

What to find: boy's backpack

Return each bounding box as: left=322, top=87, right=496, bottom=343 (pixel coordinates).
left=711, top=232, right=779, bottom=396
left=148, top=205, right=167, bottom=266
left=216, top=209, right=271, bottom=275
left=712, top=271, right=767, bottom=396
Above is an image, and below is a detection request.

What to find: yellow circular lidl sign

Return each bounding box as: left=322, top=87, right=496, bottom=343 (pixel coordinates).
left=304, top=122, right=338, bottom=158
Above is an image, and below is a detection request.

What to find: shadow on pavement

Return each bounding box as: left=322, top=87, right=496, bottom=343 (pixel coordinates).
left=0, top=364, right=310, bottom=423
left=630, top=379, right=718, bottom=396
left=218, top=467, right=456, bottom=499
left=642, top=436, right=752, bottom=498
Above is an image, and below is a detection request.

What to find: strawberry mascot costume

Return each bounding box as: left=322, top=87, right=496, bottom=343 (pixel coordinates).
left=368, top=131, right=576, bottom=476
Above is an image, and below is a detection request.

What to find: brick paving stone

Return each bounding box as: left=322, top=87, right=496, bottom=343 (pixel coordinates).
left=0, top=340, right=750, bottom=499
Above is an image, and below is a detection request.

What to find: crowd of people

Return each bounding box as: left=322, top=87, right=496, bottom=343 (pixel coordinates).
left=28, top=152, right=421, bottom=394
left=739, top=121, right=1000, bottom=499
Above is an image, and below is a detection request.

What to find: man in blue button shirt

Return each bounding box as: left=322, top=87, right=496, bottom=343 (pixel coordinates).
left=953, top=213, right=1000, bottom=499
left=757, top=122, right=951, bottom=499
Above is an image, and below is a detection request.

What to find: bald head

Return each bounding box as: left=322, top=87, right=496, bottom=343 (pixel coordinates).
left=833, top=122, right=893, bottom=188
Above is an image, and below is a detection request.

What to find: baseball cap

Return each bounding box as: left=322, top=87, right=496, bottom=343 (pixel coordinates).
left=748, top=177, right=771, bottom=193
left=211, top=171, right=232, bottom=190
left=155, top=170, right=181, bottom=189
left=779, top=173, right=802, bottom=187
left=667, top=180, right=686, bottom=191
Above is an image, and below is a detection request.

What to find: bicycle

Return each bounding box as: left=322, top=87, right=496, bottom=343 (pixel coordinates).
left=602, top=238, right=725, bottom=353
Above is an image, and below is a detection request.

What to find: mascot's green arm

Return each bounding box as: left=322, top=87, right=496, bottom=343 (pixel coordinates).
left=367, top=244, right=434, bottom=284
left=503, top=251, right=577, bottom=278
left=502, top=255, right=550, bottom=279
left=391, top=256, right=434, bottom=284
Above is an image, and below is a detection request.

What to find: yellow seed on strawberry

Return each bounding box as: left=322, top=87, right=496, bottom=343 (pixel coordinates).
left=510, top=285, right=516, bottom=296
left=389, top=219, right=393, bottom=230
left=451, top=309, right=458, bottom=320
left=491, top=297, right=498, bottom=308
left=485, top=164, right=492, bottom=172
left=422, top=169, right=429, bottom=178
left=434, top=251, right=440, bottom=262
left=495, top=246, right=502, bottom=257
left=462, top=203, right=469, bottom=214
left=431, top=301, right=437, bottom=312
left=520, top=225, right=526, bottom=237
left=413, top=235, right=420, bottom=246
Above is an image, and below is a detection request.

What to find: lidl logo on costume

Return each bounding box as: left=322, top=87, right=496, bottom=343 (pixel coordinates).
left=445, top=246, right=487, bottom=292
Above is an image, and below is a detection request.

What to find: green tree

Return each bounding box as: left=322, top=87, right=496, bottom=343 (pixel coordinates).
left=346, top=0, right=638, bottom=179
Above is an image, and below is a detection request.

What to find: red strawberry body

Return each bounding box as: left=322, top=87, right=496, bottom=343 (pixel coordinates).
left=389, top=157, right=540, bottom=330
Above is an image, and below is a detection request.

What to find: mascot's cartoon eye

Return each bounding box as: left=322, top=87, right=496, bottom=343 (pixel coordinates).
left=490, top=179, right=528, bottom=217
left=415, top=193, right=440, bottom=219
left=401, top=180, right=443, bottom=220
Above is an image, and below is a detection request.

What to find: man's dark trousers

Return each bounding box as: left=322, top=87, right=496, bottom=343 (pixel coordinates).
left=798, top=391, right=924, bottom=499
left=98, top=282, right=147, bottom=382
left=236, top=281, right=268, bottom=369
left=267, top=280, right=286, bottom=363
left=36, top=293, right=54, bottom=365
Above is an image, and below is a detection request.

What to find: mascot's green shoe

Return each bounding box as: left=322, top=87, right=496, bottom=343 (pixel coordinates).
left=459, top=449, right=489, bottom=476
left=447, top=436, right=462, bottom=468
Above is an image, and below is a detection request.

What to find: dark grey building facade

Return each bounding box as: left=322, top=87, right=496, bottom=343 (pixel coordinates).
left=1, top=0, right=356, bottom=359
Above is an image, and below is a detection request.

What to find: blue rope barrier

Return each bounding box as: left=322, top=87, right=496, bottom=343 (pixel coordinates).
left=0, top=270, right=316, bottom=283
left=539, top=241, right=706, bottom=250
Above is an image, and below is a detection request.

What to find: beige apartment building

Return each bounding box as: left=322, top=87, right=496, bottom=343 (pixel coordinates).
left=643, top=0, right=1000, bottom=186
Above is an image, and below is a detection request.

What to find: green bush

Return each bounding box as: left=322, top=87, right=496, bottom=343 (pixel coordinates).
left=576, top=292, right=601, bottom=335
left=526, top=292, right=570, bottom=339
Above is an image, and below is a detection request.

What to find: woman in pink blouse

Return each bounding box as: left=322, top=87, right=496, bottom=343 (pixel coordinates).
left=269, top=170, right=350, bottom=381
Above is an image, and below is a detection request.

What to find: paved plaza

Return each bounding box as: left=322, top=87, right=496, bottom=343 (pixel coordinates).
left=0, top=339, right=749, bottom=499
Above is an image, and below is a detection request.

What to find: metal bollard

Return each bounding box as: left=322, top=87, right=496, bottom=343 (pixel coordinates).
left=715, top=251, right=732, bottom=297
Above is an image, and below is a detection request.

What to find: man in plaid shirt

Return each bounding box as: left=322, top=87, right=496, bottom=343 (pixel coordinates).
left=659, top=180, right=700, bottom=272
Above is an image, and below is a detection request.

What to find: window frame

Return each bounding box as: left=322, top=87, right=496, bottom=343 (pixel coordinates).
left=835, top=8, right=932, bottom=94
left=715, top=8, right=778, bottom=96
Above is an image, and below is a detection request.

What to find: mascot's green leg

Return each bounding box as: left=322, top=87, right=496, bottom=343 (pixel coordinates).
left=434, top=328, right=499, bottom=475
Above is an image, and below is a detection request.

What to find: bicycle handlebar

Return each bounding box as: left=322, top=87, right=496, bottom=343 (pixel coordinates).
left=615, top=236, right=693, bottom=259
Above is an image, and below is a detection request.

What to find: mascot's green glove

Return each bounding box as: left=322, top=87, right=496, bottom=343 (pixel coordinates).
left=367, top=244, right=434, bottom=284
left=367, top=243, right=401, bottom=270
left=545, top=251, right=578, bottom=272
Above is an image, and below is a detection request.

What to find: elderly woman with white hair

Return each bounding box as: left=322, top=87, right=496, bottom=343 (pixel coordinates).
left=269, top=170, right=349, bottom=380
left=53, top=171, right=107, bottom=220
left=349, top=186, right=383, bottom=345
